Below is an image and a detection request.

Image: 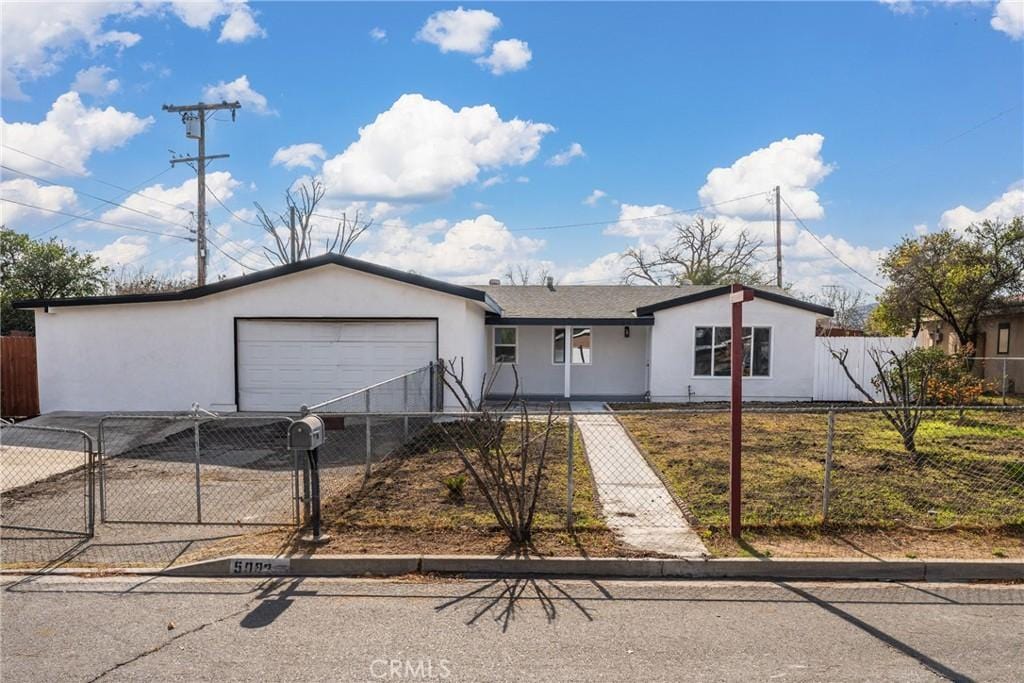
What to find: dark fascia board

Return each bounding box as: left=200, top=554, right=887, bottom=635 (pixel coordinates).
left=634, top=285, right=835, bottom=317
left=13, top=253, right=503, bottom=314
left=485, top=316, right=655, bottom=326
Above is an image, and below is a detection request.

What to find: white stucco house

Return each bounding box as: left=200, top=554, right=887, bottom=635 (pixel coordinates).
left=14, top=254, right=833, bottom=412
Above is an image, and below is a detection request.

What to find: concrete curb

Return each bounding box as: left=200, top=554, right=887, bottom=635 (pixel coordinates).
left=6, top=556, right=1020, bottom=582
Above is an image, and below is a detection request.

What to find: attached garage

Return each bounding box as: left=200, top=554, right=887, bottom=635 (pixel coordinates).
left=235, top=319, right=437, bottom=411
left=16, top=255, right=498, bottom=413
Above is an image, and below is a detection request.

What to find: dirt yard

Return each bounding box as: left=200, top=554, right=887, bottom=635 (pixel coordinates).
left=184, top=420, right=655, bottom=562
left=614, top=407, right=1024, bottom=558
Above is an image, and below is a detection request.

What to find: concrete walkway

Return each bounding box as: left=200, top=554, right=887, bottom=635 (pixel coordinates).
left=571, top=402, right=708, bottom=558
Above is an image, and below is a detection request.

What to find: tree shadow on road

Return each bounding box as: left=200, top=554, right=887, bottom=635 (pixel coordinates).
left=434, top=577, right=601, bottom=632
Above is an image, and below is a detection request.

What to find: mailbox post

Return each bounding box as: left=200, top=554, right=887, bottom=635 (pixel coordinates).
left=288, top=416, right=328, bottom=542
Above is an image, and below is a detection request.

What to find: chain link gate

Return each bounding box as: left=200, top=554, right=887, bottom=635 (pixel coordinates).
left=98, top=414, right=300, bottom=526
left=0, top=423, right=95, bottom=538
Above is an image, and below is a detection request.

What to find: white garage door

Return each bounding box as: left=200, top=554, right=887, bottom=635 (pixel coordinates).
left=236, top=319, right=436, bottom=411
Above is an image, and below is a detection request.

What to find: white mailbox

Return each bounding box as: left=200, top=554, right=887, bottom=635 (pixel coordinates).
left=288, top=415, right=325, bottom=450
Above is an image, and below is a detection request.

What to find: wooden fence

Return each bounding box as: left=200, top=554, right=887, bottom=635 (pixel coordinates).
left=1, top=335, right=40, bottom=418
left=813, top=336, right=916, bottom=402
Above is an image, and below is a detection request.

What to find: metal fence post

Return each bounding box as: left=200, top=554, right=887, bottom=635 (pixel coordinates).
left=822, top=410, right=835, bottom=523
left=97, top=418, right=107, bottom=523
left=193, top=417, right=202, bottom=524
left=1002, top=357, right=1009, bottom=406
left=403, top=374, right=410, bottom=440
left=364, top=416, right=373, bottom=485
left=566, top=414, right=575, bottom=530
left=84, top=434, right=95, bottom=536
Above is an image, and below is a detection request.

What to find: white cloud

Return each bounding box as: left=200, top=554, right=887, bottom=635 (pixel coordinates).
left=561, top=252, right=626, bottom=284
left=0, top=3, right=140, bottom=100
left=98, top=171, right=240, bottom=234
left=218, top=3, right=266, bottom=43
left=370, top=27, right=388, bottom=42
left=356, top=214, right=543, bottom=281
left=913, top=223, right=929, bottom=236
left=698, top=133, right=833, bottom=219
left=939, top=182, right=1024, bottom=232
left=202, top=75, right=273, bottom=115
left=992, top=0, right=1024, bottom=39
left=1, top=91, right=152, bottom=178
left=417, top=7, right=501, bottom=54
left=471, top=201, right=490, bottom=210
left=546, top=142, right=585, bottom=167
left=878, top=0, right=918, bottom=15
left=475, top=38, right=532, bottom=75
left=583, top=189, right=607, bottom=207
left=480, top=175, right=505, bottom=188
left=515, top=176, right=530, bottom=184
left=91, top=235, right=150, bottom=268
left=320, top=93, right=553, bottom=202
left=0, top=178, right=78, bottom=223
left=603, top=203, right=683, bottom=238
left=1, top=2, right=265, bottom=100
left=71, top=65, right=120, bottom=97
left=271, top=143, right=327, bottom=170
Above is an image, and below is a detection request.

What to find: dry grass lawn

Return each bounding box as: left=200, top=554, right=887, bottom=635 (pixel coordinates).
left=614, top=407, right=1024, bottom=559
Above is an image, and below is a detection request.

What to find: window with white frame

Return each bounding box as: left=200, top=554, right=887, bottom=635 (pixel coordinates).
left=694, top=326, right=770, bottom=377
left=571, top=327, right=592, bottom=364
left=553, top=328, right=566, bottom=363
left=553, top=327, right=592, bottom=364
left=493, top=327, right=517, bottom=363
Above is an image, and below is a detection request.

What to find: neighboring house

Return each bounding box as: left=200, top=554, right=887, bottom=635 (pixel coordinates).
left=915, top=299, right=1024, bottom=394
left=13, top=254, right=832, bottom=413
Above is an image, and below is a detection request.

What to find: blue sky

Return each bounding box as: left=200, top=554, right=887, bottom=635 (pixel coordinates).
left=1, top=1, right=1022, bottom=295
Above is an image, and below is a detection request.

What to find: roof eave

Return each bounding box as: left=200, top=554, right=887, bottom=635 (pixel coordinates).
left=634, top=285, right=834, bottom=317
left=12, top=254, right=492, bottom=310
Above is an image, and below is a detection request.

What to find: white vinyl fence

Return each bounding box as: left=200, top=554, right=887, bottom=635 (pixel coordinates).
left=813, top=337, right=917, bottom=402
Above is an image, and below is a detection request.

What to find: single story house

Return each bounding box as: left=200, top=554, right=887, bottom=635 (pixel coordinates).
left=14, top=254, right=833, bottom=412
left=915, top=298, right=1024, bottom=394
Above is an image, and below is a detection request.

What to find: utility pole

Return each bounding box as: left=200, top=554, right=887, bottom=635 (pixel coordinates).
left=774, top=185, right=783, bottom=288
left=163, top=100, right=241, bottom=285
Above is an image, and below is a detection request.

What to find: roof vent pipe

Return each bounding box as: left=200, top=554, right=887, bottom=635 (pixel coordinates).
left=546, top=276, right=555, bottom=291
left=488, top=278, right=501, bottom=286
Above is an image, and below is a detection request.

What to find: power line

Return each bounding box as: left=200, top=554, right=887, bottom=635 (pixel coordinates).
left=779, top=195, right=884, bottom=290
left=25, top=166, right=177, bottom=239
left=0, top=198, right=195, bottom=241
left=1, top=144, right=193, bottom=215
left=2, top=164, right=194, bottom=234
left=307, top=189, right=774, bottom=234
left=207, top=185, right=262, bottom=227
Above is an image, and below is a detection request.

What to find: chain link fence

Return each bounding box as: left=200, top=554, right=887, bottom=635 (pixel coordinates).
left=98, top=414, right=298, bottom=526
left=613, top=405, right=1024, bottom=532
left=1, top=423, right=94, bottom=538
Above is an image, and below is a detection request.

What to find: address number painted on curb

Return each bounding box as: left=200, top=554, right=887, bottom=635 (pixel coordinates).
left=230, top=558, right=290, bottom=575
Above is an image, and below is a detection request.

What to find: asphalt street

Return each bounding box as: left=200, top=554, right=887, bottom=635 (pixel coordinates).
left=1, top=576, right=1022, bottom=682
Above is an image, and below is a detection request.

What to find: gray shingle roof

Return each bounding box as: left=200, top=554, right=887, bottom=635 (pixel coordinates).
left=477, top=284, right=832, bottom=319
left=477, top=284, right=716, bottom=318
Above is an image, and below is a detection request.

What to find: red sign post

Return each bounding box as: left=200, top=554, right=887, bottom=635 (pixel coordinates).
left=729, top=283, right=754, bottom=538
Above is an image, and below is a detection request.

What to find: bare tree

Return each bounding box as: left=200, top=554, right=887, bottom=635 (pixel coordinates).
left=255, top=179, right=372, bottom=266
left=815, top=285, right=870, bottom=331
left=503, top=264, right=555, bottom=286
left=829, top=345, right=936, bottom=457
left=438, top=358, right=555, bottom=545
left=622, top=217, right=773, bottom=286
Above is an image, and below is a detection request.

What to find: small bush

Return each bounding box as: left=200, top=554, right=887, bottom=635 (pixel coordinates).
left=443, top=473, right=467, bottom=502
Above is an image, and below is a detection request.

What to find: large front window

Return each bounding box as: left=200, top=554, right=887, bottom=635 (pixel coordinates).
left=694, top=326, right=770, bottom=377
left=494, top=327, right=517, bottom=363
left=553, top=327, right=593, bottom=364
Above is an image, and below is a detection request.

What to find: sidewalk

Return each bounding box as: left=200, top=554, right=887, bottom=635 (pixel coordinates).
left=571, top=402, right=707, bottom=558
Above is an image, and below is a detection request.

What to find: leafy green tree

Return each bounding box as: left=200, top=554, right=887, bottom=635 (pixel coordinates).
left=872, top=218, right=1024, bottom=348
left=1, top=227, right=109, bottom=335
